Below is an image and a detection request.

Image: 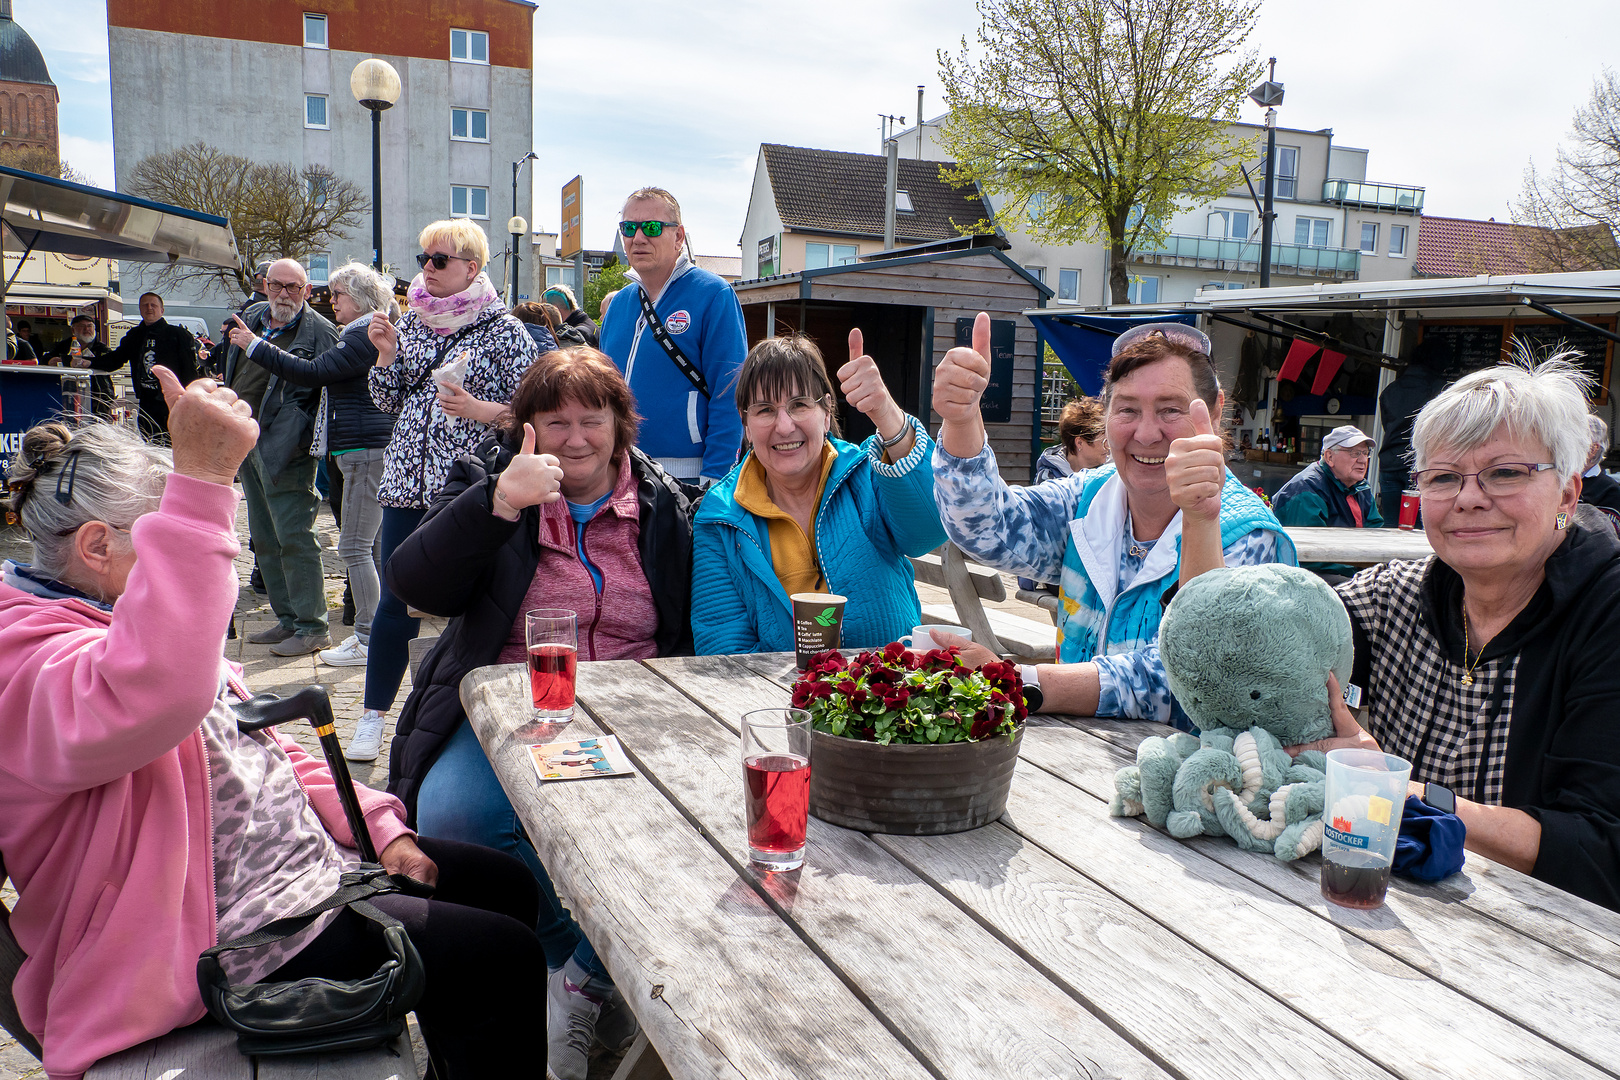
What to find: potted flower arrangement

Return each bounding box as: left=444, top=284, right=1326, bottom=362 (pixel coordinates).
left=790, top=642, right=1027, bottom=835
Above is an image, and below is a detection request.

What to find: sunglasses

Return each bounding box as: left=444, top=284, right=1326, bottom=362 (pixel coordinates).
left=416, top=252, right=474, bottom=270
left=619, top=220, right=678, bottom=239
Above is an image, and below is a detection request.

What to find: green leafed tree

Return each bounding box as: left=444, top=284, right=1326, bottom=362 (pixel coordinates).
left=125, top=141, right=367, bottom=299
left=938, top=0, right=1264, bottom=303
left=584, top=257, right=630, bottom=320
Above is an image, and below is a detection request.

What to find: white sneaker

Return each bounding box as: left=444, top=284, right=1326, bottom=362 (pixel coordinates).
left=319, top=635, right=369, bottom=667
left=345, top=710, right=386, bottom=762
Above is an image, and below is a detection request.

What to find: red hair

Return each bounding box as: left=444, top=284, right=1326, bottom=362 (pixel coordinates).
left=505, top=347, right=640, bottom=459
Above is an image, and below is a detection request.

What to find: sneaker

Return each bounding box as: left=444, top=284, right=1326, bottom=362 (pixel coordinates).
left=269, top=631, right=332, bottom=657
left=594, top=984, right=641, bottom=1053
left=247, top=624, right=296, bottom=645
left=319, top=635, right=369, bottom=667
left=545, top=961, right=604, bottom=1080
left=345, top=710, right=386, bottom=762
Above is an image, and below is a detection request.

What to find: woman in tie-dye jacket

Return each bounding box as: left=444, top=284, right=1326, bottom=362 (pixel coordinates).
left=930, top=319, right=1294, bottom=732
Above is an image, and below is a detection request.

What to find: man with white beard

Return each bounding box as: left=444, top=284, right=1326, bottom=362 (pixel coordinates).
left=222, top=257, right=339, bottom=655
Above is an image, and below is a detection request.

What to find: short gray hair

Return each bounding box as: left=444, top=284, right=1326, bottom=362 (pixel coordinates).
left=1411, top=351, right=1594, bottom=480
left=5, top=421, right=169, bottom=580
left=327, top=262, right=394, bottom=317
left=1588, top=413, right=1609, bottom=446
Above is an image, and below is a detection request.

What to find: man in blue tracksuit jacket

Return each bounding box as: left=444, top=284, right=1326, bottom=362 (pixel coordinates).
left=599, top=186, right=747, bottom=486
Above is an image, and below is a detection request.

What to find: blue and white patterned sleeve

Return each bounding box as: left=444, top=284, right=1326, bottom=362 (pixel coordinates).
left=1092, top=528, right=1282, bottom=725
left=932, top=441, right=1084, bottom=583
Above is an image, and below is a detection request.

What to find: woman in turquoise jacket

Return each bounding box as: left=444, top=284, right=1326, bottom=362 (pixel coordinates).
left=692, top=331, right=947, bottom=655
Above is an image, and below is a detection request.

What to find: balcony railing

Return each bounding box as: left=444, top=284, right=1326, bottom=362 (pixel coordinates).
left=1321, top=179, right=1425, bottom=213
left=1133, top=234, right=1361, bottom=276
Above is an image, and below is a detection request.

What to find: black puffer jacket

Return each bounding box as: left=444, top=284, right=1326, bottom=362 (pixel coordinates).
left=245, top=315, right=396, bottom=452
left=383, top=437, right=699, bottom=818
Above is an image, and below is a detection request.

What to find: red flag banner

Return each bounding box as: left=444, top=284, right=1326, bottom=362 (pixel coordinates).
left=1310, top=349, right=1348, bottom=396
left=1278, top=338, right=1320, bottom=383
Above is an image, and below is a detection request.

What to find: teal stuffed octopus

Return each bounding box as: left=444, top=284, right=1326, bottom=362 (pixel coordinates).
left=1110, top=564, right=1351, bottom=861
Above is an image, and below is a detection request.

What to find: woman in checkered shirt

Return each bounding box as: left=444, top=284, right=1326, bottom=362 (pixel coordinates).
left=1252, top=353, right=1618, bottom=911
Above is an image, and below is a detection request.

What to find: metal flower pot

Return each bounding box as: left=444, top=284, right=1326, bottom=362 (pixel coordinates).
left=807, top=725, right=1024, bottom=835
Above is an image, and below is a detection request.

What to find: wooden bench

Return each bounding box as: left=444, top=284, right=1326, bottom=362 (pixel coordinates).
left=909, top=544, right=1057, bottom=662
left=4, top=855, right=417, bottom=1079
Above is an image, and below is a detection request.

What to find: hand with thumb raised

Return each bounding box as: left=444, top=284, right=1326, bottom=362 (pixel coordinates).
left=1166, top=397, right=1226, bottom=522
left=491, top=422, right=563, bottom=520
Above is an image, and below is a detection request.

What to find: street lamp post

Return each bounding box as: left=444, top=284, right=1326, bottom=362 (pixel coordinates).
left=509, top=151, right=540, bottom=305
left=1248, top=58, right=1284, bottom=288
left=351, top=58, right=402, bottom=272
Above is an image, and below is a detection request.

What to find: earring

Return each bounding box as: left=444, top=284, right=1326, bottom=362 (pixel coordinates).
left=1556, top=511, right=1569, bottom=530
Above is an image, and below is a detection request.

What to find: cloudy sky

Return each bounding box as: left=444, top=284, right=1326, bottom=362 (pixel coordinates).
left=20, top=0, right=1620, bottom=258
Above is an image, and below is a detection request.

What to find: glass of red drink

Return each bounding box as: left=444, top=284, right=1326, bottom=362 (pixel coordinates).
left=740, top=708, right=813, bottom=872
left=525, top=608, right=578, bottom=724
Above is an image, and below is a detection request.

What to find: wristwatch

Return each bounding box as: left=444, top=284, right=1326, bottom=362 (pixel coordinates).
left=1422, top=782, right=1456, bottom=815
left=1019, top=664, right=1044, bottom=714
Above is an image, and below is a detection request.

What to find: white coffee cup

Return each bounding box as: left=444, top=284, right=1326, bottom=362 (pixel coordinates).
left=901, top=624, right=970, bottom=650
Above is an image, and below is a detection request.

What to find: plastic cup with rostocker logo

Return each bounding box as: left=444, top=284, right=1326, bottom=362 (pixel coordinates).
left=790, top=592, right=847, bottom=669
left=1397, top=489, right=1421, bottom=530
left=1320, top=748, right=1413, bottom=909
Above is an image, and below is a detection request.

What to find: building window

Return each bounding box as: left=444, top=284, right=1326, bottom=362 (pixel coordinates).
left=1207, top=209, right=1251, bottom=239
left=303, top=13, right=327, bottom=48
left=308, top=253, right=330, bottom=285
left=304, top=94, right=329, bottom=129
left=451, top=108, right=489, bottom=142
left=451, top=185, right=489, bottom=219
left=895, top=190, right=915, bottom=213
left=450, top=28, right=489, bottom=63
left=1127, top=275, right=1160, bottom=304
left=1058, top=268, right=1080, bottom=302
left=1359, top=222, right=1379, bottom=255
left=805, top=242, right=858, bottom=269
left=1294, top=216, right=1330, bottom=248
left=307, top=174, right=331, bottom=203
left=1389, top=224, right=1408, bottom=257
left=1026, top=265, right=1046, bottom=285
left=1269, top=146, right=1298, bottom=200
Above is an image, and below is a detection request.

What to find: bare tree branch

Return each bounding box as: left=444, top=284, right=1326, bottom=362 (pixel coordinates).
left=124, top=142, right=367, bottom=298
left=1513, top=70, right=1620, bottom=272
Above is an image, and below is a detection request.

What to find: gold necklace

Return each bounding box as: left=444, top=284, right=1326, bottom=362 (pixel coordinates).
left=1460, top=608, right=1484, bottom=687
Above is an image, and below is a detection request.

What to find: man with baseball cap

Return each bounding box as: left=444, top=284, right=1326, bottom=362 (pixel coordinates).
left=1271, top=423, right=1382, bottom=580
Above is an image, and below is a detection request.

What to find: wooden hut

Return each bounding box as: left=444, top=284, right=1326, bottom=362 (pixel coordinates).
left=734, top=237, right=1053, bottom=481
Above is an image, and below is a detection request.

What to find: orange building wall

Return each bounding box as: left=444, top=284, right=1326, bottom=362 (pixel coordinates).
left=106, top=0, right=532, bottom=69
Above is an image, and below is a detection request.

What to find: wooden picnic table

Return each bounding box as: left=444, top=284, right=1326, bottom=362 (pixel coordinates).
left=1285, top=525, right=1434, bottom=566
left=464, top=653, right=1620, bottom=1080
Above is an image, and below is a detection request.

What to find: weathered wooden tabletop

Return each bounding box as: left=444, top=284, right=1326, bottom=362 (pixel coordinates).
left=1284, top=526, right=1435, bottom=565
left=463, top=652, right=1620, bottom=1080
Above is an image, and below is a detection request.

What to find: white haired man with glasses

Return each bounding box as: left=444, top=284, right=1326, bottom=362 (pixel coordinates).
left=1271, top=424, right=1383, bottom=582
left=598, top=186, right=746, bottom=487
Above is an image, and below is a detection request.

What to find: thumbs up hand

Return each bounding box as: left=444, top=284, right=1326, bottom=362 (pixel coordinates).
left=933, top=312, right=992, bottom=425
left=837, top=327, right=904, bottom=434
left=491, top=422, right=564, bottom=521
left=1166, top=397, right=1226, bottom=522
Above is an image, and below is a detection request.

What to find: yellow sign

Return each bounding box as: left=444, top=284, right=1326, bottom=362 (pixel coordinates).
left=560, top=176, right=584, bottom=259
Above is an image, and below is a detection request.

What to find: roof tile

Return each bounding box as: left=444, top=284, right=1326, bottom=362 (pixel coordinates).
left=761, top=143, right=986, bottom=242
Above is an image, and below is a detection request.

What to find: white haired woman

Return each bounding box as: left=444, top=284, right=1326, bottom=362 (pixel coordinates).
left=359, top=220, right=538, bottom=762
left=226, top=261, right=397, bottom=666
left=1251, top=355, right=1620, bottom=912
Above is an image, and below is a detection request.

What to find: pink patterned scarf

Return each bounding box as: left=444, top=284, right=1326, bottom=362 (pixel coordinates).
left=407, top=271, right=500, bottom=335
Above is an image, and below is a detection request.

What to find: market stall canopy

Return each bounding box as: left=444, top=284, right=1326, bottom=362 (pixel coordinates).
left=0, top=164, right=238, bottom=268
left=1027, top=310, right=1202, bottom=395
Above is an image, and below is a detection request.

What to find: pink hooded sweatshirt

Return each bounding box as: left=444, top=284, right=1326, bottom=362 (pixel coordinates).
left=0, top=474, right=412, bottom=1080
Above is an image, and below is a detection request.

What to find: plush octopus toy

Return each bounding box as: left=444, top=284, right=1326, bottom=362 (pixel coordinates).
left=1110, top=563, right=1352, bottom=861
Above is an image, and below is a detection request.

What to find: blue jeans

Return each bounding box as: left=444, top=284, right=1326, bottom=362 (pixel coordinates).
left=364, top=506, right=425, bottom=712
left=416, top=720, right=606, bottom=978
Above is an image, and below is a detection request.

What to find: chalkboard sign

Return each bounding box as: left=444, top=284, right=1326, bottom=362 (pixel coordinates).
left=1419, top=318, right=1613, bottom=403
left=955, top=317, right=1016, bottom=423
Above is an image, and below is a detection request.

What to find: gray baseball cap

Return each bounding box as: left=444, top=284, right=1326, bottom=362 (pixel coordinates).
left=1111, top=321, right=1212, bottom=358
left=1322, top=425, right=1375, bottom=452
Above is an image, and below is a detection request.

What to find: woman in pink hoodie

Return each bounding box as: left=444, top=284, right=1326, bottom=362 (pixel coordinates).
left=0, top=369, right=544, bottom=1079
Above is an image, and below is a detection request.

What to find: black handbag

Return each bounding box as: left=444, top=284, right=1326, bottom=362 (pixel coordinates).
left=196, top=685, right=432, bottom=1056
left=196, top=866, right=426, bottom=1055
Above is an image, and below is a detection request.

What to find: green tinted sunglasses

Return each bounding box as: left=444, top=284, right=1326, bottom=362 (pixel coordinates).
left=619, top=219, right=678, bottom=238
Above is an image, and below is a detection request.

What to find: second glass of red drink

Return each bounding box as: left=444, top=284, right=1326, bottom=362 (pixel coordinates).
left=740, top=708, right=813, bottom=872
left=525, top=608, right=578, bottom=724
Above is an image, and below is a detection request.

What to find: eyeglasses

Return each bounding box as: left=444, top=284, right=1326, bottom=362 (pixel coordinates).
left=1328, top=446, right=1372, bottom=460
left=416, top=252, right=474, bottom=270
left=1411, top=462, right=1558, bottom=499
left=264, top=279, right=305, bottom=295
left=619, top=220, right=678, bottom=239
left=745, top=395, right=828, bottom=426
